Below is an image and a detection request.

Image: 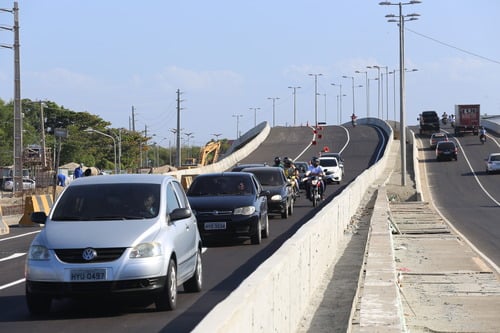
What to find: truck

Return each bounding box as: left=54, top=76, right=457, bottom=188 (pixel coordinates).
left=418, top=110, right=440, bottom=135
left=454, top=104, right=480, bottom=136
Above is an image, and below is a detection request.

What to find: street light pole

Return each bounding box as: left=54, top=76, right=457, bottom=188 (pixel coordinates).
left=331, top=83, right=343, bottom=125
left=355, top=71, right=369, bottom=118
left=84, top=128, right=117, bottom=174
left=367, top=66, right=382, bottom=118
left=308, top=73, right=323, bottom=128
left=342, top=75, right=356, bottom=120
left=288, top=86, right=301, bottom=126
left=249, top=107, right=261, bottom=127
left=380, top=0, right=421, bottom=186
left=232, top=114, right=243, bottom=138
left=267, top=97, right=280, bottom=127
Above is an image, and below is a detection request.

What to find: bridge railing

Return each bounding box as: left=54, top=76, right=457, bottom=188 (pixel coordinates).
left=192, top=118, right=395, bottom=333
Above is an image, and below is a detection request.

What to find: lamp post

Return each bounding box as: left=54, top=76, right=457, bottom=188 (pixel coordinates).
left=288, top=86, right=301, bottom=126
left=249, top=107, right=261, bottom=127
left=232, top=114, right=243, bottom=138
left=355, top=70, right=369, bottom=118
left=211, top=133, right=222, bottom=141
left=342, top=76, right=362, bottom=121
left=184, top=132, right=193, bottom=159
left=331, top=83, right=343, bottom=125
left=308, top=73, right=323, bottom=128
left=85, top=128, right=117, bottom=174
left=267, top=97, right=280, bottom=127
left=380, top=0, right=421, bottom=186
left=367, top=65, right=381, bottom=118
left=368, top=77, right=379, bottom=119
left=322, top=93, right=327, bottom=123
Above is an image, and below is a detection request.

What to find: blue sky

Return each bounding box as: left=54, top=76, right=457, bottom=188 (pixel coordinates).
left=0, top=1, right=499, bottom=147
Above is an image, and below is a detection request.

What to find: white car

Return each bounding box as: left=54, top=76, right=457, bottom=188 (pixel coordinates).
left=318, top=157, right=343, bottom=184
left=485, top=153, right=500, bottom=174
left=2, top=177, right=36, bottom=191
left=25, top=174, right=203, bottom=314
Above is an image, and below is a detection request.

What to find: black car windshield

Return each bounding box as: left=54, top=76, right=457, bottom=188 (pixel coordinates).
left=251, top=171, right=283, bottom=186
left=319, top=159, right=338, bottom=167
left=438, top=142, right=455, bottom=149
left=51, top=183, right=161, bottom=221
left=188, top=176, right=255, bottom=196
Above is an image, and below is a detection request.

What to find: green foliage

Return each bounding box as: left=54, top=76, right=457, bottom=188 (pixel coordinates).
left=0, top=98, right=230, bottom=172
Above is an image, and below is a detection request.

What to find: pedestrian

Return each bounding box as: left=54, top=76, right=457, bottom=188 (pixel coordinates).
left=57, top=173, right=66, bottom=187
left=74, top=163, right=83, bottom=179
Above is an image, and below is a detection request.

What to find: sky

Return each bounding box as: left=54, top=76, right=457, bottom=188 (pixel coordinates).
left=0, top=1, right=499, bottom=147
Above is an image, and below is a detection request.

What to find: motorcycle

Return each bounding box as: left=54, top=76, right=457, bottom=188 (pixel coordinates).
left=302, top=175, right=323, bottom=207
left=351, top=119, right=357, bottom=127
left=441, top=116, right=448, bottom=125
left=480, top=133, right=486, bottom=144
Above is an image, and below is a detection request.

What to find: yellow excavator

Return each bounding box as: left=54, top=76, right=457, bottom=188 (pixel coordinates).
left=199, top=141, right=221, bottom=166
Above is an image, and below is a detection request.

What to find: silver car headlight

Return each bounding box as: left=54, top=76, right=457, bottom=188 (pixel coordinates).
left=233, top=206, right=256, bottom=215
left=28, top=245, right=51, bottom=260
left=271, top=194, right=282, bottom=201
left=130, top=242, right=162, bottom=258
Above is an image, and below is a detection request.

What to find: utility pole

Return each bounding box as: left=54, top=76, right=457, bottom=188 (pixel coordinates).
left=176, top=89, right=183, bottom=167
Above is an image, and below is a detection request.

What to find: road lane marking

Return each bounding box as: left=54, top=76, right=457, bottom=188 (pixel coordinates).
left=0, top=278, right=25, bottom=291
left=0, top=230, right=40, bottom=242
left=443, top=130, right=500, bottom=207
left=0, top=252, right=25, bottom=262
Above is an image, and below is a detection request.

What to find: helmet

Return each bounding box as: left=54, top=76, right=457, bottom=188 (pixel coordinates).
left=311, top=156, right=319, bottom=167
left=283, top=157, right=292, bottom=166
left=274, top=156, right=281, bottom=165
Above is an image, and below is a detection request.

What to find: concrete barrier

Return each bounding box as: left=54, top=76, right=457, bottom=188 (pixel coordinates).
left=18, top=194, right=53, bottom=227
left=0, top=206, right=8, bottom=235
left=192, top=119, right=394, bottom=332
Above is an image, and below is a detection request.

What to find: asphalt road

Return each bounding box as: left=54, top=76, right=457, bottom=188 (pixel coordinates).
left=414, top=123, right=500, bottom=265
left=0, top=125, right=384, bottom=332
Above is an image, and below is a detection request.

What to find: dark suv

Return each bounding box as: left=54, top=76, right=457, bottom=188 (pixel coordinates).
left=436, top=141, right=457, bottom=161
left=419, top=111, right=440, bottom=135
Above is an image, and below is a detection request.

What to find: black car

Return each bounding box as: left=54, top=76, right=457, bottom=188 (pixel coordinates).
left=242, top=166, right=294, bottom=219
left=231, top=163, right=267, bottom=172
left=186, top=172, right=269, bottom=245
left=436, top=141, right=458, bottom=161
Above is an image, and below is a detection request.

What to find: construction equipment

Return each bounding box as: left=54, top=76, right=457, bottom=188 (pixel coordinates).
left=199, top=141, right=221, bottom=166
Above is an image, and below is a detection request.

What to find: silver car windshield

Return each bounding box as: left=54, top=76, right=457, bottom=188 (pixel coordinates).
left=51, top=183, right=161, bottom=221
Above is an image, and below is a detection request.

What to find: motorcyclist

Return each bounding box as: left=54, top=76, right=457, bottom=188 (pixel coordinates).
left=273, top=156, right=283, bottom=168
left=351, top=113, right=357, bottom=127
left=442, top=112, right=448, bottom=124
left=283, top=157, right=300, bottom=197
left=304, top=156, right=325, bottom=200
left=479, top=126, right=487, bottom=142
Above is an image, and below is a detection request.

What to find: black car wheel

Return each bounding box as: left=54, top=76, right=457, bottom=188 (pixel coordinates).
left=156, top=258, right=177, bottom=311
left=183, top=250, right=202, bottom=293
left=251, top=219, right=262, bottom=245
left=262, top=214, right=269, bottom=239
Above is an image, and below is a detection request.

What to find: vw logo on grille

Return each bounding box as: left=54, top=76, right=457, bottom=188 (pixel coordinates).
left=82, top=248, right=97, bottom=261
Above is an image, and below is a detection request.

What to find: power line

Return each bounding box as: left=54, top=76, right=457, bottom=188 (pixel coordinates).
left=405, top=27, right=500, bottom=65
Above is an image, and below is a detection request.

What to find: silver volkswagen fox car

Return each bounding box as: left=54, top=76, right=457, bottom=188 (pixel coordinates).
left=25, top=174, right=203, bottom=314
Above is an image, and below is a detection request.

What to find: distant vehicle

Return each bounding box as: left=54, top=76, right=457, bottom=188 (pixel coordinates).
left=418, top=110, right=440, bottom=135
left=429, top=132, right=448, bottom=149
left=2, top=177, right=36, bottom=191
left=454, top=104, right=480, bottom=136
left=242, top=166, right=294, bottom=219
left=319, top=152, right=344, bottom=175
left=25, top=174, right=203, bottom=314
left=294, top=161, right=309, bottom=188
left=485, top=153, right=500, bottom=174
left=436, top=141, right=458, bottom=161
left=318, top=157, right=343, bottom=184
left=186, top=172, right=269, bottom=245
left=231, top=163, right=267, bottom=172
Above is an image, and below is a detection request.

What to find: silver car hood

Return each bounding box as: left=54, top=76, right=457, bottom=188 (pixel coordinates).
left=42, top=219, right=160, bottom=249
